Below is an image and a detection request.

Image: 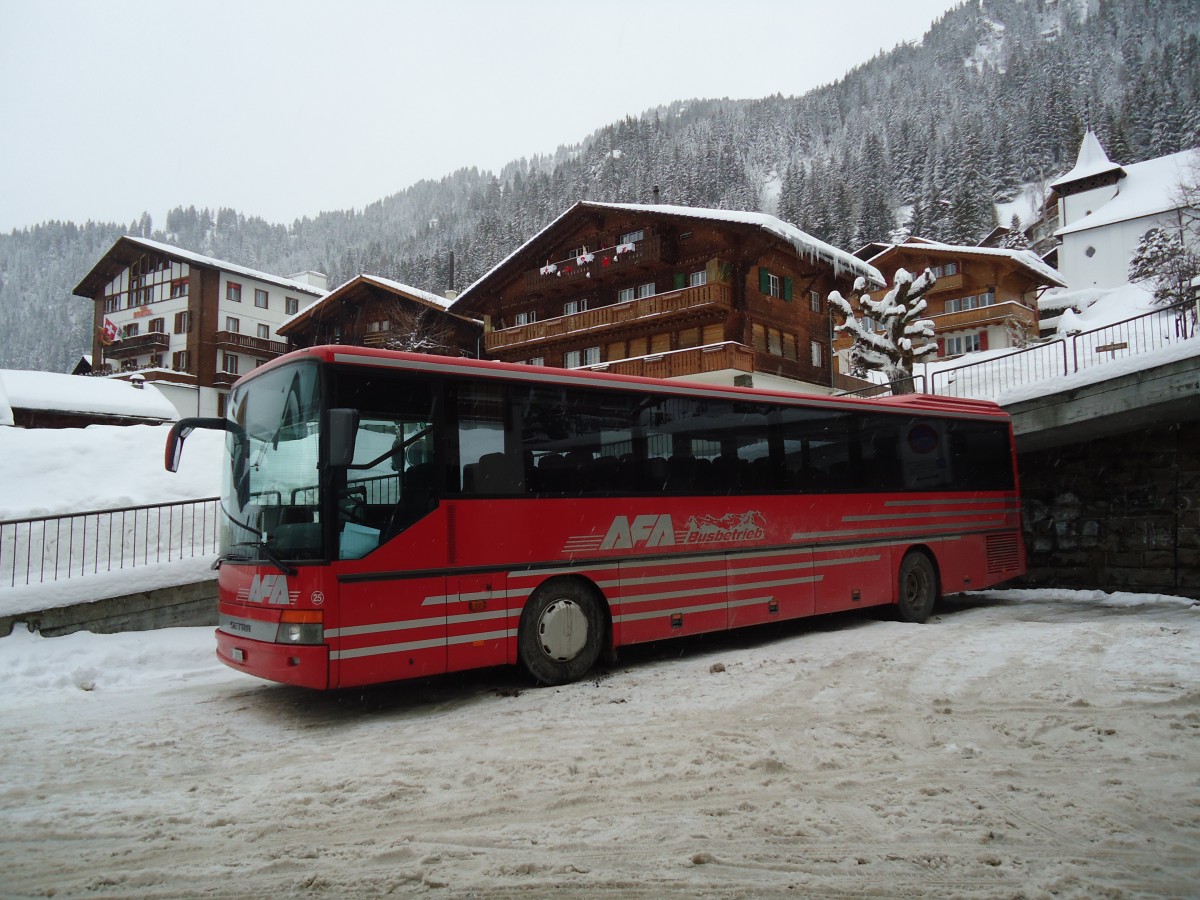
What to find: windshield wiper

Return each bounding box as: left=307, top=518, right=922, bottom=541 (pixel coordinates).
left=220, top=508, right=298, bottom=576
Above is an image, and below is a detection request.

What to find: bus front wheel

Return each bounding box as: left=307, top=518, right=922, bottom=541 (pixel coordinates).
left=519, top=580, right=604, bottom=686
left=897, top=552, right=938, bottom=623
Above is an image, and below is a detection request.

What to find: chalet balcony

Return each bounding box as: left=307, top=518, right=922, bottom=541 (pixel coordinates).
left=103, top=331, right=170, bottom=358
left=485, top=282, right=733, bottom=352
left=522, top=234, right=665, bottom=293
left=926, top=272, right=965, bottom=294
left=211, top=371, right=239, bottom=388
left=214, top=330, right=289, bottom=357
left=583, top=341, right=755, bottom=380
left=928, top=300, right=1037, bottom=333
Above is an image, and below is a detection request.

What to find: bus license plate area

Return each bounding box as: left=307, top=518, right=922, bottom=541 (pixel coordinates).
left=231, top=647, right=246, bottom=663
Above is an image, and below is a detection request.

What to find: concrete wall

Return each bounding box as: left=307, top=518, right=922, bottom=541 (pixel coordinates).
left=1016, top=421, right=1200, bottom=599
left=0, top=578, right=217, bottom=639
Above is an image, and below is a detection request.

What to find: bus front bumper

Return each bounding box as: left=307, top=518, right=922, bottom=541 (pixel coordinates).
left=216, top=629, right=329, bottom=689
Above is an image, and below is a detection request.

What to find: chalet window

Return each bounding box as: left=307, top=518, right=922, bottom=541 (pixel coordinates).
left=226, top=282, right=242, bottom=302
left=514, top=311, right=536, bottom=326
left=689, top=270, right=707, bottom=287
left=170, top=279, right=188, bottom=299
left=254, top=289, right=269, bottom=309
left=811, top=340, right=823, bottom=368
left=636, top=282, right=655, bottom=299
left=121, top=358, right=138, bottom=371
left=255, top=359, right=267, bottom=368
left=529, top=357, right=544, bottom=367
left=768, top=329, right=782, bottom=356
left=650, top=332, right=671, bottom=354
left=149, top=353, right=163, bottom=367
left=619, top=229, right=644, bottom=244
left=810, top=290, right=821, bottom=313
left=223, top=352, right=239, bottom=375
left=758, top=267, right=792, bottom=300
left=943, top=334, right=982, bottom=356
left=285, top=297, right=299, bottom=315
left=104, top=295, right=120, bottom=313
left=173, top=311, right=192, bottom=334
left=564, top=299, right=588, bottom=316
left=172, top=350, right=189, bottom=372
left=618, top=288, right=635, bottom=303
left=628, top=336, right=648, bottom=357
left=783, top=334, right=798, bottom=361
left=148, top=317, right=165, bottom=334
left=931, top=262, right=959, bottom=279
left=753, top=323, right=767, bottom=352
left=226, top=316, right=240, bottom=333
left=946, top=298, right=963, bottom=313
left=607, top=341, right=625, bottom=360
left=257, top=323, right=270, bottom=339
left=979, top=290, right=996, bottom=306
left=582, top=346, right=601, bottom=366
left=366, top=320, right=390, bottom=333
left=121, top=323, right=139, bottom=339
left=563, top=349, right=581, bottom=368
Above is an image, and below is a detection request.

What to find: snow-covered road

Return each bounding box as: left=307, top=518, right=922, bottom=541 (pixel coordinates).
left=1, top=589, right=1197, bottom=898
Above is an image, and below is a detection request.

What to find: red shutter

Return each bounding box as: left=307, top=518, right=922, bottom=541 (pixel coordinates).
left=937, top=339, right=945, bottom=357
left=978, top=331, right=988, bottom=351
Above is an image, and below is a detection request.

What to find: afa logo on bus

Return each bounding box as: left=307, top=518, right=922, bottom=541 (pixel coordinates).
left=597, top=511, right=766, bottom=551
left=238, top=574, right=300, bottom=606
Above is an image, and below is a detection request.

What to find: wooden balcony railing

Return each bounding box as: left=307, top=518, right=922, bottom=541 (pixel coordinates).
left=485, top=282, right=733, bottom=352
left=926, top=272, right=965, bottom=294
left=211, top=371, right=239, bottom=388
left=522, top=234, right=664, bottom=292
left=583, top=341, right=755, bottom=380
left=214, top=330, right=288, bottom=357
left=103, top=332, right=170, bottom=358
left=928, top=300, right=1037, bottom=333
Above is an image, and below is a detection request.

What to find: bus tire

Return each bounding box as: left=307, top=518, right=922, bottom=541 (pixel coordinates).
left=518, top=579, right=604, bottom=686
left=897, top=551, right=938, bottom=623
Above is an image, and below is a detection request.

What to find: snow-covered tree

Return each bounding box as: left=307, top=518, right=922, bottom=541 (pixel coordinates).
left=1003, top=214, right=1031, bottom=250
left=828, top=268, right=939, bottom=394
left=1127, top=226, right=1200, bottom=334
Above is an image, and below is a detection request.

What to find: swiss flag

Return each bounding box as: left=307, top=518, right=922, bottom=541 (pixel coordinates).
left=101, top=318, right=119, bottom=345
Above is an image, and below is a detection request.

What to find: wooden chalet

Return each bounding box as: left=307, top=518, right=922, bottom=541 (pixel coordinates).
left=848, top=237, right=1066, bottom=362
left=450, top=202, right=884, bottom=393
left=277, top=274, right=482, bottom=356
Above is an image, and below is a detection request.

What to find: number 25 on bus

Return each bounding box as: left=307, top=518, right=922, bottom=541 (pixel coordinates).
left=165, top=346, right=1025, bottom=690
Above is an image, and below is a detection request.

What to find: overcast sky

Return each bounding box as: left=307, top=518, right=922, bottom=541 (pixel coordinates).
left=0, top=0, right=959, bottom=233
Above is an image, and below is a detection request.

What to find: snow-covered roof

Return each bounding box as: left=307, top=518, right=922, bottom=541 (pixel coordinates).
left=279, top=273, right=473, bottom=336
left=1055, top=148, right=1199, bottom=237
left=454, top=201, right=884, bottom=309
left=75, top=236, right=328, bottom=299
left=1049, top=130, right=1125, bottom=191
left=0, top=370, right=178, bottom=422
left=866, top=238, right=1067, bottom=287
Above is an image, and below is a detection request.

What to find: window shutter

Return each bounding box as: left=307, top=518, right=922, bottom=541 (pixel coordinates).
left=937, top=339, right=945, bottom=357
left=978, top=331, right=988, bottom=351
left=783, top=277, right=793, bottom=302
left=674, top=272, right=686, bottom=290
left=758, top=266, right=771, bottom=294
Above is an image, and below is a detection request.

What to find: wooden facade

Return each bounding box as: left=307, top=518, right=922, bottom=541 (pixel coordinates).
left=278, top=275, right=482, bottom=357
left=450, top=203, right=884, bottom=392
left=845, top=238, right=1066, bottom=363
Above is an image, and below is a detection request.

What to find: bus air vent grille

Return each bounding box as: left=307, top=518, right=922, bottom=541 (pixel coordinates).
left=986, top=533, right=1020, bottom=574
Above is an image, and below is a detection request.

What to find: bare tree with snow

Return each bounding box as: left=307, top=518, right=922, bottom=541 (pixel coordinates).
left=381, top=301, right=457, bottom=355
left=828, top=268, right=938, bottom=394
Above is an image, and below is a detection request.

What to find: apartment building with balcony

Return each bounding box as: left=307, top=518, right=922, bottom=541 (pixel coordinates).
left=277, top=274, right=481, bottom=355
left=450, top=202, right=884, bottom=393
left=846, top=237, right=1066, bottom=364
left=74, top=236, right=327, bottom=417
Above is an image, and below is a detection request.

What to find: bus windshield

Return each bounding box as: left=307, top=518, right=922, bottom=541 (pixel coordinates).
left=222, top=361, right=324, bottom=562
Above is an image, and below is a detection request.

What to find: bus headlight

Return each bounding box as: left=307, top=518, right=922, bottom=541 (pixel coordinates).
left=275, top=611, right=323, bottom=645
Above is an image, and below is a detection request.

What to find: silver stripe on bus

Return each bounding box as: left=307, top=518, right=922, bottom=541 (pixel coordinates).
left=617, top=574, right=820, bottom=608
left=791, top=521, right=1003, bottom=541
left=327, top=608, right=513, bottom=639
left=614, top=600, right=728, bottom=623
left=330, top=629, right=511, bottom=660
left=840, top=510, right=1009, bottom=522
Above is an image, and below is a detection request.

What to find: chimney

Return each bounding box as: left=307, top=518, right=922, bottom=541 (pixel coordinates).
left=448, top=251, right=455, bottom=293
left=652, top=185, right=660, bottom=204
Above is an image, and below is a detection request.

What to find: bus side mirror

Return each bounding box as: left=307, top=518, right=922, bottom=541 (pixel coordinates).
left=165, top=417, right=228, bottom=472
left=327, top=408, right=359, bottom=468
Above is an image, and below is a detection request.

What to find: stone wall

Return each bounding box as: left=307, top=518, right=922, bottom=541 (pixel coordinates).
left=1016, top=421, right=1200, bottom=599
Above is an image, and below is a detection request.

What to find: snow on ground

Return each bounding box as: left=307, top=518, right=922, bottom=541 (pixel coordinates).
left=1, top=588, right=1197, bottom=898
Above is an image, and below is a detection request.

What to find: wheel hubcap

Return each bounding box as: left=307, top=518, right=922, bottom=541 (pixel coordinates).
left=538, top=598, right=588, bottom=661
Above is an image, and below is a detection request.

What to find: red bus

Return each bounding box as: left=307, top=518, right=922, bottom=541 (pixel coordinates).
left=166, top=346, right=1024, bottom=689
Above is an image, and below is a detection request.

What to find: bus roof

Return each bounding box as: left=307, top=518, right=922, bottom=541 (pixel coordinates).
left=249, top=346, right=1009, bottom=420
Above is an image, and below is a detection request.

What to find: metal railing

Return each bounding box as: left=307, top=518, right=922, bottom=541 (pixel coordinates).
left=0, top=497, right=220, bottom=589
left=928, top=299, right=1197, bottom=400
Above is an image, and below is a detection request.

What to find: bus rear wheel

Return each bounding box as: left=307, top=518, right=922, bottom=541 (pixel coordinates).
left=897, top=552, right=938, bottom=623
left=519, top=580, right=604, bottom=686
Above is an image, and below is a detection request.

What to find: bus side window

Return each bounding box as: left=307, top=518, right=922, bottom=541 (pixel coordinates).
left=456, top=382, right=524, bottom=496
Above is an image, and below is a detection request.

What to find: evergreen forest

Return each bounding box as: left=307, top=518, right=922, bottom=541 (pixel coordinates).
left=1, top=0, right=1197, bottom=373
